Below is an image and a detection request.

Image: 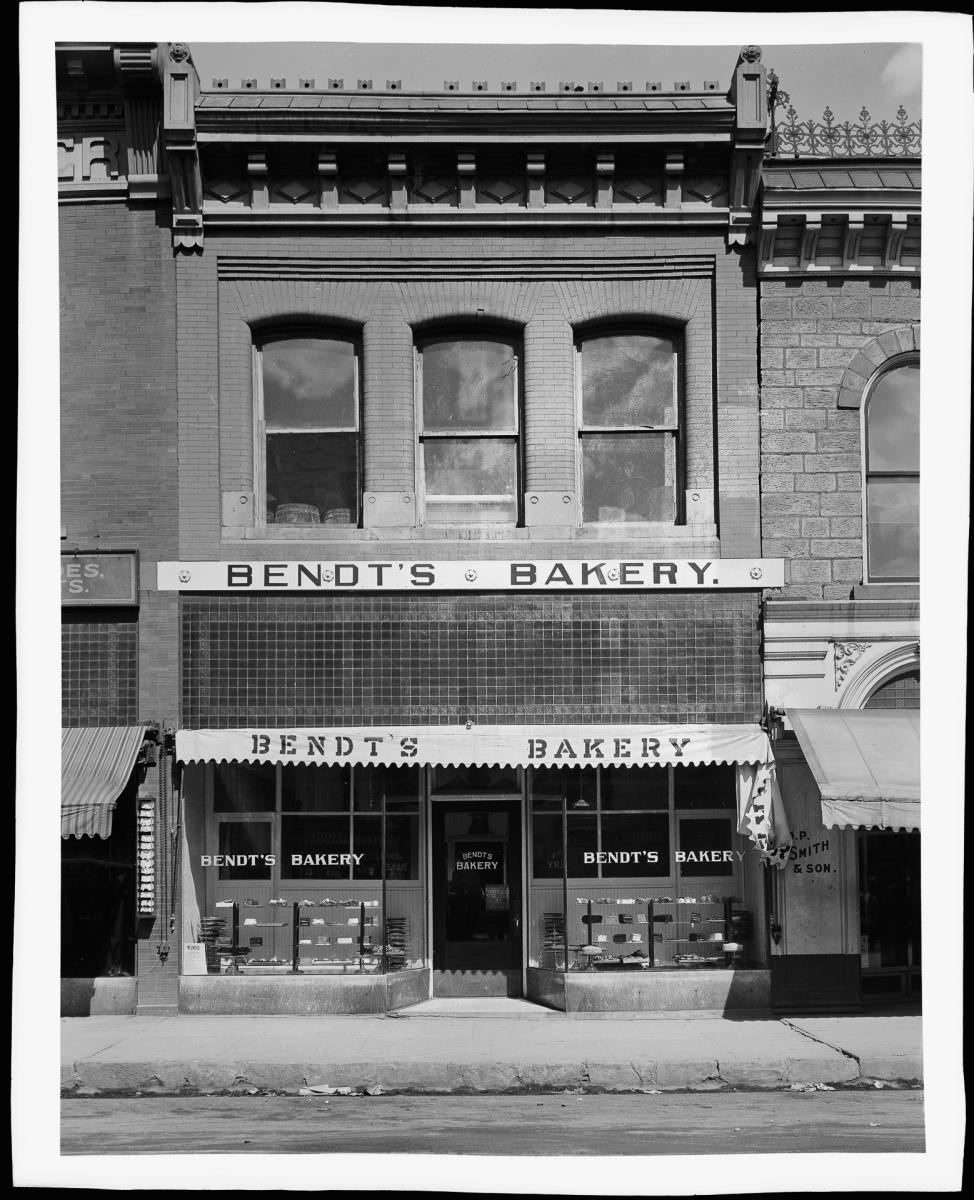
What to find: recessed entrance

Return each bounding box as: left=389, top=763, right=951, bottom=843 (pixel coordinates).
left=431, top=800, right=523, bottom=997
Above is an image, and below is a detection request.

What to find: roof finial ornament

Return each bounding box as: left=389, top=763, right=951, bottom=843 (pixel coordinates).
left=169, top=43, right=191, bottom=63
left=741, top=45, right=762, bottom=63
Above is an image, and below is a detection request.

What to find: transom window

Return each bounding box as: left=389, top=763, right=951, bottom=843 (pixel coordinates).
left=864, top=357, right=919, bottom=582
left=417, top=334, right=520, bottom=524
left=576, top=330, right=680, bottom=524
left=256, top=334, right=361, bottom=527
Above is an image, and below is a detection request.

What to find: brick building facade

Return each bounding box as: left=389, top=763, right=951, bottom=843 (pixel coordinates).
left=58, top=41, right=919, bottom=1016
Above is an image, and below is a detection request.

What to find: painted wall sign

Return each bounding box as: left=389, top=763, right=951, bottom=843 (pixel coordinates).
left=157, top=558, right=784, bottom=593
left=177, top=724, right=771, bottom=771
left=63, top=551, right=139, bottom=605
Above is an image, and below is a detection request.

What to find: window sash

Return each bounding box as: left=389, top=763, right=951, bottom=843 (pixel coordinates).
left=417, top=340, right=522, bottom=523
left=255, top=338, right=362, bottom=529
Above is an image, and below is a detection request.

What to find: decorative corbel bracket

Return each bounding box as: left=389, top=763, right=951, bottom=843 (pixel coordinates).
left=800, top=213, right=822, bottom=269
left=843, top=213, right=864, bottom=270
left=728, top=46, right=767, bottom=240
left=162, top=43, right=203, bottom=251
left=759, top=215, right=778, bottom=265
left=884, top=214, right=908, bottom=268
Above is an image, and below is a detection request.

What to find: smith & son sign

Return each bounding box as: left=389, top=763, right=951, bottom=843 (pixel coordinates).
left=157, top=558, right=783, bottom=592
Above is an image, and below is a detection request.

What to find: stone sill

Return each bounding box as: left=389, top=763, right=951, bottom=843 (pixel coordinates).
left=853, top=583, right=919, bottom=601
left=224, top=524, right=719, bottom=543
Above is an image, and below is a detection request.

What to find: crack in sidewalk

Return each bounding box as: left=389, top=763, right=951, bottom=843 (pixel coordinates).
left=780, top=1019, right=861, bottom=1070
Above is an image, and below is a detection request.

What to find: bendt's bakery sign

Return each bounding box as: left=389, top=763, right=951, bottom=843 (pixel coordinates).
left=158, top=558, right=783, bottom=592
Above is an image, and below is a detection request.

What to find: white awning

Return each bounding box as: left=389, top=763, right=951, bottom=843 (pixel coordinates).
left=788, top=708, right=920, bottom=832
left=176, top=724, right=771, bottom=771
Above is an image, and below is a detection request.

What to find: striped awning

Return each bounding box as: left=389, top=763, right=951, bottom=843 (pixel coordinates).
left=788, top=709, right=920, bottom=832
left=176, top=723, right=772, bottom=770
left=61, top=726, right=149, bottom=839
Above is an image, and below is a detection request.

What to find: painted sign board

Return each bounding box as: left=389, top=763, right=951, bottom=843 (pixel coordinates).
left=157, top=558, right=783, bottom=592
left=182, top=942, right=209, bottom=976
left=62, top=551, right=139, bottom=606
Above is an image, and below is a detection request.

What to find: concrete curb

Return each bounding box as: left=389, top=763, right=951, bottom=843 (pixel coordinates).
left=61, top=1053, right=918, bottom=1095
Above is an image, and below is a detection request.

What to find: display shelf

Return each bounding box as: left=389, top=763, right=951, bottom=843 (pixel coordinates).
left=204, top=896, right=415, bottom=975
left=566, top=894, right=753, bottom=970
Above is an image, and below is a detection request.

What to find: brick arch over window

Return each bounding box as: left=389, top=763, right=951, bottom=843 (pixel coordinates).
left=836, top=325, right=920, bottom=409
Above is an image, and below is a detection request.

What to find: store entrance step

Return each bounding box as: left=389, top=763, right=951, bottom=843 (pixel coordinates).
left=431, top=968, right=520, bottom=998
left=390, top=997, right=563, bottom=1017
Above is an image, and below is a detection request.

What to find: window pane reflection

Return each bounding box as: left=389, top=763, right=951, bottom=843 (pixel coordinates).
left=262, top=338, right=357, bottom=429
left=867, top=477, right=920, bottom=580
left=266, top=432, right=359, bottom=524
left=867, top=364, right=919, bottom=471
left=581, top=435, right=675, bottom=522
left=422, top=340, right=517, bottom=431
left=581, top=334, right=676, bottom=427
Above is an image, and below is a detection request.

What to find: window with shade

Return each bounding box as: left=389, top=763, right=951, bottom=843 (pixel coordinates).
left=417, top=334, right=521, bottom=524
left=864, top=357, right=919, bottom=581
left=256, top=334, right=361, bottom=527
left=576, top=329, right=681, bottom=524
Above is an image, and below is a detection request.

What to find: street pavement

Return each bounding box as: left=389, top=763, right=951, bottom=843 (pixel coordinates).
left=60, top=1001, right=923, bottom=1095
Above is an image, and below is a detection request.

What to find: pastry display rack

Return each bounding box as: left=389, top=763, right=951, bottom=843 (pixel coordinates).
left=567, top=894, right=752, bottom=970
left=204, top=897, right=407, bottom=975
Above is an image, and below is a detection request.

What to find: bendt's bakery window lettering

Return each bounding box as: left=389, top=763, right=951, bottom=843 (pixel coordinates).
left=530, top=764, right=739, bottom=880
left=207, top=762, right=421, bottom=881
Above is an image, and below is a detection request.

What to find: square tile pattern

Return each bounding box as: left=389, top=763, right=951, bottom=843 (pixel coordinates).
left=180, top=593, right=761, bottom=727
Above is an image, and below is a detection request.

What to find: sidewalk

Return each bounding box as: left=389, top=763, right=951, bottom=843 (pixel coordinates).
left=60, top=1002, right=923, bottom=1095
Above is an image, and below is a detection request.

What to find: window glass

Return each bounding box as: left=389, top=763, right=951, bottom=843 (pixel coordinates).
left=260, top=335, right=360, bottom=527
left=581, top=434, right=675, bottom=523
left=865, top=359, right=919, bottom=582
left=431, top=765, right=519, bottom=794
left=422, top=339, right=517, bottom=431
left=673, top=764, right=736, bottom=809
left=531, top=766, right=569, bottom=811
left=580, top=333, right=676, bottom=427
left=352, top=816, right=383, bottom=879
left=262, top=338, right=357, bottom=429
left=566, top=767, right=598, bottom=810
left=385, top=814, right=420, bottom=879
left=214, top=763, right=276, bottom=813
left=383, top=765, right=421, bottom=808
left=601, top=766, right=669, bottom=810
left=531, top=814, right=564, bottom=878
left=866, top=363, right=919, bottom=472
left=678, top=818, right=734, bottom=877
left=266, top=432, right=359, bottom=526
left=864, top=670, right=920, bottom=710
left=601, top=813, right=670, bottom=877
left=280, top=764, right=350, bottom=812
left=423, top=439, right=517, bottom=523
left=280, top=816, right=350, bottom=879
left=217, top=821, right=272, bottom=879
left=565, top=813, right=599, bottom=877
left=866, top=477, right=919, bottom=581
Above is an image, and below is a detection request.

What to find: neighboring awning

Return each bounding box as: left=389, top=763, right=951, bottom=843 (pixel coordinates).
left=61, top=725, right=149, bottom=839
left=176, top=723, right=771, bottom=771
left=788, top=709, right=920, bottom=832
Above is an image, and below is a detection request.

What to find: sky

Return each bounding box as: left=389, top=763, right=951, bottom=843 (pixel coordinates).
left=189, top=40, right=922, bottom=125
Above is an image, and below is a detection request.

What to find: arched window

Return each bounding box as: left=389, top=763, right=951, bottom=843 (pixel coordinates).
left=864, top=670, right=920, bottom=710
left=417, top=332, right=521, bottom=524
left=576, top=329, right=681, bottom=524
left=255, top=333, right=361, bottom=527
left=864, top=356, right=919, bottom=581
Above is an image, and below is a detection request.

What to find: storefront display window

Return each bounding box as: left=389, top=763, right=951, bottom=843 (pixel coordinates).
left=527, top=764, right=749, bottom=972
left=194, top=763, right=426, bottom=973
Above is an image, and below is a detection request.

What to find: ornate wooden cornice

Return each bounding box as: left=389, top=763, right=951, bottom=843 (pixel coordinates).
left=758, top=157, right=920, bottom=276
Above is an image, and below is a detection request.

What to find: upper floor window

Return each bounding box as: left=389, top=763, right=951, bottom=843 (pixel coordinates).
left=256, top=334, right=361, bottom=527
left=417, top=334, right=520, bottom=524
left=864, top=357, right=919, bottom=581
left=576, top=330, right=680, bottom=524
